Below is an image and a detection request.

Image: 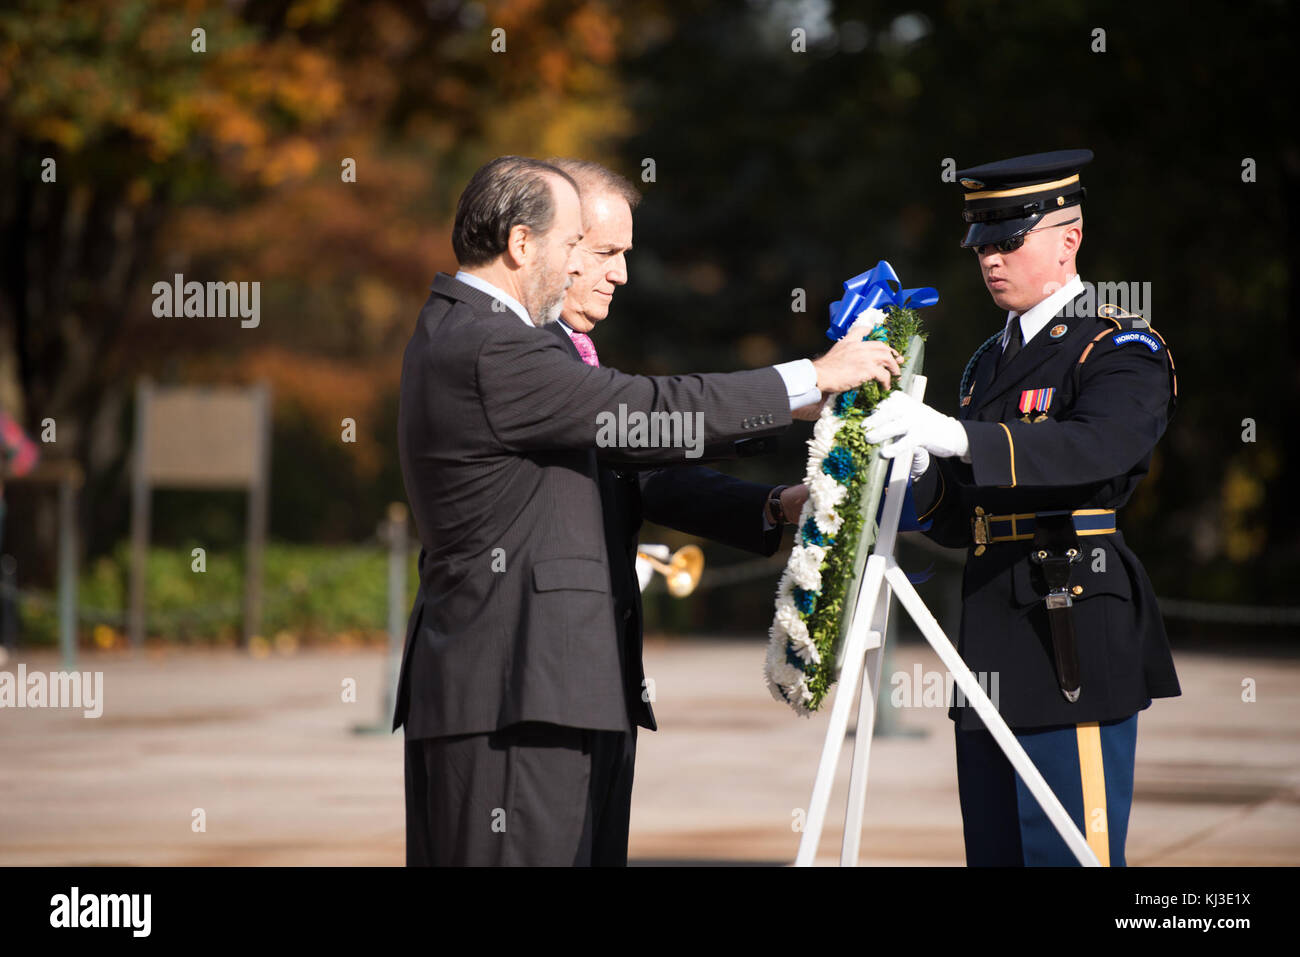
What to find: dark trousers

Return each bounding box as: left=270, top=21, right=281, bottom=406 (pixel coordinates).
left=405, top=720, right=637, bottom=866
left=954, top=711, right=1138, bottom=866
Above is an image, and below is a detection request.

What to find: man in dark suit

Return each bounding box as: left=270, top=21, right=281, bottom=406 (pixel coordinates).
left=862, top=150, right=1180, bottom=866
left=540, top=158, right=813, bottom=863
left=396, top=156, right=900, bottom=865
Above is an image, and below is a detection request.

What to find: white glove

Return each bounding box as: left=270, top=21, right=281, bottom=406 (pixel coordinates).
left=909, top=446, right=931, bottom=480
left=862, top=392, right=970, bottom=461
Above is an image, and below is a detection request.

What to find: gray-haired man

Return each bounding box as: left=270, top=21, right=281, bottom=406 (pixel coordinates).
left=395, top=156, right=899, bottom=865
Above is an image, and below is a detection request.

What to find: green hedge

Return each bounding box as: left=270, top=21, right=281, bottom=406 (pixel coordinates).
left=16, top=542, right=420, bottom=646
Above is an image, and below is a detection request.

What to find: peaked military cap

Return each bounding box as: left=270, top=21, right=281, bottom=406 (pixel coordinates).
left=957, top=149, right=1093, bottom=248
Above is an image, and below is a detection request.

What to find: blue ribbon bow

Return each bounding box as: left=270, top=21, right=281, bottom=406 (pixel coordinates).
left=827, top=260, right=939, bottom=341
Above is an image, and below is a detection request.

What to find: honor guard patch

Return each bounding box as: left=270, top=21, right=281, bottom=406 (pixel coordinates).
left=1049, top=323, right=1068, bottom=339
left=1112, top=331, right=1161, bottom=352
left=1019, top=387, right=1055, bottom=415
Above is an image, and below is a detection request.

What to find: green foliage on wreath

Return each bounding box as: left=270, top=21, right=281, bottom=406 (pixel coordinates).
left=800, top=306, right=926, bottom=709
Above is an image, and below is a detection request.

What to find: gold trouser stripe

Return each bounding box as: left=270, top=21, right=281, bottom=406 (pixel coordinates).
left=963, top=174, right=1080, bottom=201
left=1076, top=722, right=1110, bottom=866
left=999, top=422, right=1017, bottom=486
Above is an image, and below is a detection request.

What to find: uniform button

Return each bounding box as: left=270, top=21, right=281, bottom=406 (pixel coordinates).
left=1072, top=585, right=1084, bottom=596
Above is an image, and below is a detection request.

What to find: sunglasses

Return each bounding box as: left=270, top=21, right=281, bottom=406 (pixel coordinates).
left=969, top=217, right=1079, bottom=255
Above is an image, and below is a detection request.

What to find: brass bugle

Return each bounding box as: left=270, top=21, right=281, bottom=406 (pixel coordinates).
left=636, top=544, right=704, bottom=598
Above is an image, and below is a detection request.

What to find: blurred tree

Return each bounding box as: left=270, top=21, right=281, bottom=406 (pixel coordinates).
left=610, top=0, right=1296, bottom=619
left=0, top=0, right=633, bottom=565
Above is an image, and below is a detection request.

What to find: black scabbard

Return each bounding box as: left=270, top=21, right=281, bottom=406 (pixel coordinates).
left=1030, top=512, right=1083, bottom=703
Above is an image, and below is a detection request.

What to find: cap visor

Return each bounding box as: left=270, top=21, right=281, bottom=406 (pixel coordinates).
left=960, top=214, right=1043, bottom=248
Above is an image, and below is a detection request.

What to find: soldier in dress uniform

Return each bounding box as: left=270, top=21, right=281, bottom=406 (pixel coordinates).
left=862, top=149, right=1180, bottom=866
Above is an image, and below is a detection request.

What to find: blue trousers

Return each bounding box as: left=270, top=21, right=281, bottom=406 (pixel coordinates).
left=954, top=711, right=1138, bottom=866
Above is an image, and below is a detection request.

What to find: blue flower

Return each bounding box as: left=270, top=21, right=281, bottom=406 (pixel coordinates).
left=802, top=518, right=830, bottom=547
left=834, top=390, right=858, bottom=415
left=792, top=586, right=817, bottom=615
left=821, top=445, right=855, bottom=483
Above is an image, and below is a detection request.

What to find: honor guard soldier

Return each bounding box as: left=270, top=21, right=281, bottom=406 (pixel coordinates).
left=862, top=149, right=1180, bottom=866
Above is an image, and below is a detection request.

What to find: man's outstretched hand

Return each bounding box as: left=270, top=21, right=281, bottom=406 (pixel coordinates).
left=810, top=338, right=900, bottom=395
left=862, top=392, right=970, bottom=461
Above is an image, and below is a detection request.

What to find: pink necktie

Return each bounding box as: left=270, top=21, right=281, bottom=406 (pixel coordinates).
left=568, top=331, right=600, bottom=367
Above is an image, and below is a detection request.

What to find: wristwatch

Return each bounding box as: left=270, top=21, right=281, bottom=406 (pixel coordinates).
left=767, top=485, right=790, bottom=526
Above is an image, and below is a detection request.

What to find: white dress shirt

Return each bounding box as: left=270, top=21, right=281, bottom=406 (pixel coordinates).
left=1003, top=273, right=1084, bottom=350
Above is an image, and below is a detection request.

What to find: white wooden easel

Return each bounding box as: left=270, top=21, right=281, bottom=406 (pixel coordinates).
left=793, top=373, right=1100, bottom=867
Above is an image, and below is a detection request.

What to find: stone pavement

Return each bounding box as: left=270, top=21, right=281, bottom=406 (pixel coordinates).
left=0, top=639, right=1295, bottom=866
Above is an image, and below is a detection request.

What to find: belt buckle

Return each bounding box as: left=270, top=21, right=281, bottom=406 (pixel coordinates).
left=971, top=507, right=990, bottom=546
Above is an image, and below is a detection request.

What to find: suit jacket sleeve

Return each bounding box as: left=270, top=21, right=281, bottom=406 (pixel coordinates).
left=960, top=339, right=1172, bottom=489
left=638, top=466, right=782, bottom=556
left=475, top=318, right=791, bottom=464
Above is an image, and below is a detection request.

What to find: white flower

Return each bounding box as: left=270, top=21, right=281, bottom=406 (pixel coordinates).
left=845, top=307, right=888, bottom=343
left=775, top=569, right=794, bottom=605
left=808, top=473, right=847, bottom=513
left=787, top=544, right=826, bottom=591
left=789, top=629, right=821, bottom=666
left=813, top=412, right=842, bottom=449
left=813, top=503, right=844, bottom=537
left=765, top=675, right=790, bottom=705
left=765, top=650, right=798, bottom=687
left=786, top=676, right=815, bottom=716
left=775, top=602, right=809, bottom=644
left=805, top=434, right=833, bottom=474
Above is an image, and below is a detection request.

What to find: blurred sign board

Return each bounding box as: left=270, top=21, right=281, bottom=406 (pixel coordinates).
left=128, top=380, right=271, bottom=647
left=140, top=389, right=266, bottom=487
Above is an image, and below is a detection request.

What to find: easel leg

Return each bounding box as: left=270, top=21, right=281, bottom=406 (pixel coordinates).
left=840, top=575, right=890, bottom=866
left=884, top=562, right=1099, bottom=866
left=794, top=556, right=886, bottom=867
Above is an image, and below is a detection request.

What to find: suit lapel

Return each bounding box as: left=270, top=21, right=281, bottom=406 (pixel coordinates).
left=431, top=271, right=501, bottom=315
left=547, top=320, right=582, bottom=360
left=973, top=292, right=1087, bottom=414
